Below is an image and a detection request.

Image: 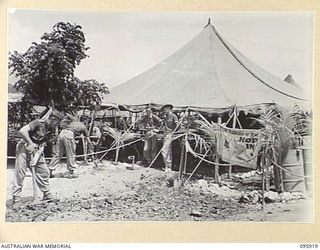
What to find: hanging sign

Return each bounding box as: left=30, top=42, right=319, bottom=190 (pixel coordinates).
left=217, top=124, right=262, bottom=169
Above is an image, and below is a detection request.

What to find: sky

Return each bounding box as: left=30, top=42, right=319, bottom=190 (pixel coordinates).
left=8, top=10, right=314, bottom=93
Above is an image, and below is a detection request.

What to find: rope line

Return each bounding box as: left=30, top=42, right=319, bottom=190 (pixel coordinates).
left=186, top=147, right=211, bottom=182
left=271, top=159, right=311, bottom=178
left=7, top=138, right=143, bottom=161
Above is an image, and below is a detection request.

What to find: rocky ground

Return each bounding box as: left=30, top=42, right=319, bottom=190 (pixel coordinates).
left=5, top=161, right=313, bottom=222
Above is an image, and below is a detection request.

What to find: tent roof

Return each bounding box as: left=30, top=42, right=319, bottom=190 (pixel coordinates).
left=103, top=23, right=310, bottom=111
left=284, top=74, right=303, bottom=89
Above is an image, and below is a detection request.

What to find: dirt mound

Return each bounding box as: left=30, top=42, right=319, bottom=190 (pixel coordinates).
left=5, top=160, right=312, bottom=222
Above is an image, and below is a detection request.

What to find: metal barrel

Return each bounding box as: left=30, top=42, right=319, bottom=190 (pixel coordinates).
left=282, top=149, right=305, bottom=192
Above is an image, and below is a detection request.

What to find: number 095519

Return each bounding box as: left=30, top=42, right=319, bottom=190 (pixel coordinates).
left=300, top=244, right=319, bottom=248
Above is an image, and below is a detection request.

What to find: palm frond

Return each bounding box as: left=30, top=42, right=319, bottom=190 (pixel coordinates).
left=103, top=126, right=138, bottom=146
left=252, top=106, right=312, bottom=162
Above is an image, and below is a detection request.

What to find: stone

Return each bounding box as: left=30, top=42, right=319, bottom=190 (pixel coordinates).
left=197, top=180, right=208, bottom=192
left=239, top=191, right=260, bottom=204
left=279, top=192, right=296, bottom=202
left=190, top=210, right=202, bottom=217
left=264, top=191, right=281, bottom=203
left=292, top=192, right=307, bottom=200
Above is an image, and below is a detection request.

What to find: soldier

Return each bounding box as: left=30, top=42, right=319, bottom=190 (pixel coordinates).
left=88, top=121, right=102, bottom=161
left=12, top=107, right=59, bottom=205
left=137, top=107, right=162, bottom=166
left=160, top=104, right=178, bottom=172
left=48, top=120, right=92, bottom=178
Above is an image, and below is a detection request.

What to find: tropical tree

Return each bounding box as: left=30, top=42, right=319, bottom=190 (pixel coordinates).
left=9, top=22, right=108, bottom=109
left=73, top=78, right=109, bottom=110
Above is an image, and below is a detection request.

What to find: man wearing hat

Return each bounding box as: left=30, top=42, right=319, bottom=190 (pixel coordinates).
left=160, top=104, right=178, bottom=172
left=137, top=107, right=162, bottom=166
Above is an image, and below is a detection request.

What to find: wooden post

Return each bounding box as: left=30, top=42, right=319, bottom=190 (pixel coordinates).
left=229, top=107, right=238, bottom=178
left=178, top=137, right=185, bottom=180
left=183, top=146, right=188, bottom=174
left=114, top=142, right=120, bottom=165
left=82, top=136, right=88, bottom=165
left=261, top=150, right=265, bottom=208
left=88, top=109, right=96, bottom=135
left=263, top=149, right=271, bottom=191
left=114, top=110, right=117, bottom=129
left=215, top=117, right=222, bottom=183
left=262, top=166, right=265, bottom=208
left=277, top=153, right=284, bottom=192
left=228, top=164, right=232, bottom=178
left=265, top=162, right=270, bottom=192
left=232, top=107, right=237, bottom=128
left=271, top=146, right=283, bottom=193
left=183, top=110, right=191, bottom=175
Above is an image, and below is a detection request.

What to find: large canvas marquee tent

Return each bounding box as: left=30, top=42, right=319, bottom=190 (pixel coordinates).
left=103, top=20, right=311, bottom=112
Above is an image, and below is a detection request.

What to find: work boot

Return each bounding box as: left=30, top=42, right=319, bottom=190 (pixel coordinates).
left=42, top=193, right=59, bottom=203
left=67, top=170, right=79, bottom=179
left=12, top=199, right=22, bottom=210
left=12, top=196, right=21, bottom=204
left=164, top=167, right=172, bottom=173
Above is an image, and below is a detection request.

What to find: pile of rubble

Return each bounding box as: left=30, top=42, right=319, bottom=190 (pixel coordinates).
left=233, top=170, right=260, bottom=179
left=239, top=190, right=307, bottom=204
left=184, top=179, right=242, bottom=198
